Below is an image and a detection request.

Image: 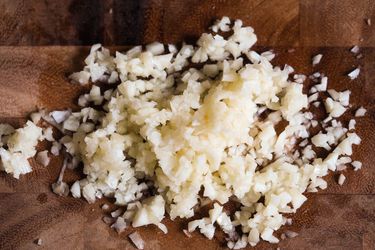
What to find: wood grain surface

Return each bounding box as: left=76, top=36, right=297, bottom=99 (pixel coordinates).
left=0, top=0, right=374, bottom=250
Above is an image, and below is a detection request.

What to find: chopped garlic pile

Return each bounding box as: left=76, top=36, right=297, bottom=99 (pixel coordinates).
left=0, top=17, right=366, bottom=248
left=0, top=121, right=42, bottom=178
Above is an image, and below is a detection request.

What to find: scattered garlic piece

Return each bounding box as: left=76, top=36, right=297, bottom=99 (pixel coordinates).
left=338, top=174, right=346, bottom=186
left=36, top=150, right=50, bottom=167
left=355, top=107, right=367, bottom=117
left=128, top=232, right=145, bottom=250
left=348, top=68, right=360, bottom=80
left=312, top=54, right=323, bottom=66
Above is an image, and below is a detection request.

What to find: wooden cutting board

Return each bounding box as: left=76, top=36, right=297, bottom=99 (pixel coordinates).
left=0, top=1, right=375, bottom=249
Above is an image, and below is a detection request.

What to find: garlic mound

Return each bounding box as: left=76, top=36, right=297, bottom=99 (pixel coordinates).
left=64, top=15, right=362, bottom=247
left=0, top=17, right=364, bottom=248
left=64, top=17, right=362, bottom=247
